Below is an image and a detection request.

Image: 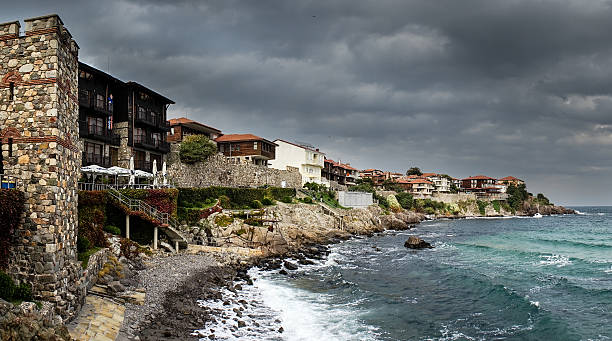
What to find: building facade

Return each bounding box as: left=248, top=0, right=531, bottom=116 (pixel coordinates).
left=269, top=139, right=325, bottom=185
left=78, top=62, right=123, bottom=167
left=167, top=117, right=221, bottom=143
left=322, top=158, right=359, bottom=186
left=77, top=63, right=174, bottom=172
left=215, top=134, right=276, bottom=166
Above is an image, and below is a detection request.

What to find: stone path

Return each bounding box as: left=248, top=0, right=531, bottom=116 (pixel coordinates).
left=67, top=295, right=126, bottom=341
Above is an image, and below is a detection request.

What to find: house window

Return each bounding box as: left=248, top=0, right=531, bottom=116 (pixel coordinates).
left=88, top=117, right=104, bottom=136
left=137, top=106, right=146, bottom=120
left=231, top=144, right=240, bottom=151
left=134, top=128, right=146, bottom=144
left=9, top=82, right=14, bottom=101
left=79, top=90, right=91, bottom=106
left=8, top=138, right=13, bottom=157
left=151, top=133, right=161, bottom=147
left=79, top=70, right=93, bottom=80
left=95, top=94, right=105, bottom=110
left=253, top=141, right=257, bottom=150
left=139, top=92, right=150, bottom=101
left=151, top=111, right=159, bottom=125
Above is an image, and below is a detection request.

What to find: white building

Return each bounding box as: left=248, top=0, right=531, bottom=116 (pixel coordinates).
left=268, top=140, right=326, bottom=185
left=423, top=173, right=452, bottom=193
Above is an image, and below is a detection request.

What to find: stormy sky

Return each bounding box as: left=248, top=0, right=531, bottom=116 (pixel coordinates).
left=3, top=0, right=612, bottom=205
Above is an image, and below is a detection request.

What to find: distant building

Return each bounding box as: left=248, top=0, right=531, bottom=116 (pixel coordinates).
left=461, top=175, right=501, bottom=196
left=215, top=134, right=277, bottom=166
left=498, top=176, right=525, bottom=187
left=167, top=117, right=221, bottom=143
left=424, top=173, right=452, bottom=193
left=269, top=140, right=325, bottom=185
left=409, top=178, right=435, bottom=196
left=322, top=159, right=359, bottom=186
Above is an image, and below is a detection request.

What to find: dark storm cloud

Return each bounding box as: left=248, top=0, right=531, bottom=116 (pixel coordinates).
left=3, top=0, right=612, bottom=204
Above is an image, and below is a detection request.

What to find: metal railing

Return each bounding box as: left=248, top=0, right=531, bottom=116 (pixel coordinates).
left=78, top=182, right=175, bottom=191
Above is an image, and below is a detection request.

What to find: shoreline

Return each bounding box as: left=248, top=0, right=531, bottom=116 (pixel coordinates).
left=120, top=208, right=577, bottom=340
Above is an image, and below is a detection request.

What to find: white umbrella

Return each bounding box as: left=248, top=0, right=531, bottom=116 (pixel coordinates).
left=134, top=170, right=153, bottom=178
left=129, top=157, right=135, bottom=185
left=108, top=166, right=131, bottom=176
left=81, top=165, right=113, bottom=175
left=162, top=162, right=167, bottom=186
left=152, top=159, right=158, bottom=187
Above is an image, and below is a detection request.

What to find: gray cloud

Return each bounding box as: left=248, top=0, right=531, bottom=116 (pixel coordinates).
left=3, top=0, right=612, bottom=204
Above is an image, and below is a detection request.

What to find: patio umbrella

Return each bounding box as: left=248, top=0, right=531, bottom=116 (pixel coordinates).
left=129, top=157, right=135, bottom=185
left=81, top=165, right=113, bottom=183
left=162, top=162, right=167, bottom=186
left=134, top=170, right=153, bottom=178
left=108, top=166, right=131, bottom=176
left=152, top=159, right=158, bottom=187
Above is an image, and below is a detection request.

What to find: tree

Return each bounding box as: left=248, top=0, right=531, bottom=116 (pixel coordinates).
left=406, top=167, right=422, bottom=176
left=506, top=183, right=529, bottom=210
left=179, top=135, right=217, bottom=164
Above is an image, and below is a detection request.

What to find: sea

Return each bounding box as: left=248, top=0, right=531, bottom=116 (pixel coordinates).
left=196, top=207, right=612, bottom=340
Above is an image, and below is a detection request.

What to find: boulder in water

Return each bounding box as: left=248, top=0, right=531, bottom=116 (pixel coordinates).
left=404, top=236, right=433, bottom=249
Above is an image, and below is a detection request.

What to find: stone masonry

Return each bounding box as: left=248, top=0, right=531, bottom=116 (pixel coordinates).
left=167, top=144, right=302, bottom=188
left=0, top=15, right=83, bottom=319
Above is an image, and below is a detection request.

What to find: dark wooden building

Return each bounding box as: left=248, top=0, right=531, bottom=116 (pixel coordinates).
left=77, top=63, right=174, bottom=172
left=78, top=63, right=124, bottom=167
left=322, top=159, right=359, bottom=186
left=167, top=117, right=222, bottom=143
left=215, top=134, right=276, bottom=166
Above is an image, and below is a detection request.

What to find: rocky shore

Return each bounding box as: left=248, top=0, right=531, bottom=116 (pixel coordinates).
left=112, top=201, right=576, bottom=340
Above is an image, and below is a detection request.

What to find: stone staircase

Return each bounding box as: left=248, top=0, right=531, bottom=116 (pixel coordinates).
left=104, top=187, right=188, bottom=250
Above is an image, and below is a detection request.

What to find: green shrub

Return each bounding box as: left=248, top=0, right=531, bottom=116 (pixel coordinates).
left=280, top=196, right=293, bottom=203
left=104, top=225, right=121, bottom=235
left=235, top=228, right=246, bottom=236
left=424, top=207, right=436, bottom=215
left=214, top=214, right=234, bottom=227
left=0, top=271, right=15, bottom=300
left=261, top=197, right=275, bottom=206
left=244, top=218, right=263, bottom=226
left=492, top=200, right=501, bottom=213
left=15, top=282, right=32, bottom=301
left=251, top=200, right=263, bottom=209
left=179, top=135, right=217, bottom=164
left=218, top=195, right=231, bottom=209
left=178, top=187, right=295, bottom=210
left=77, top=236, right=91, bottom=254
left=395, top=192, right=414, bottom=209
left=302, top=197, right=313, bottom=204
left=477, top=200, right=488, bottom=215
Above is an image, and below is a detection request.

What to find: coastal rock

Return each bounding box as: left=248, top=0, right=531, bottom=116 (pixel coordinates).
left=283, top=261, right=298, bottom=270
left=404, top=236, right=434, bottom=249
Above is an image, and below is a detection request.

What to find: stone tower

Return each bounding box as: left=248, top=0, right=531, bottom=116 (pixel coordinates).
left=0, top=15, right=82, bottom=318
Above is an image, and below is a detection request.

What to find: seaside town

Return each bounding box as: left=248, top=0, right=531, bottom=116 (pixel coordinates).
left=0, top=14, right=579, bottom=341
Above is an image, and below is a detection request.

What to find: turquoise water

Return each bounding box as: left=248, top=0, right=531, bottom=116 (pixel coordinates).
left=248, top=207, right=611, bottom=340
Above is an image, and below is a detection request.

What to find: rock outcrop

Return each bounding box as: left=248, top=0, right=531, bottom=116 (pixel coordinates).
left=404, top=236, right=434, bottom=249
left=0, top=299, right=70, bottom=341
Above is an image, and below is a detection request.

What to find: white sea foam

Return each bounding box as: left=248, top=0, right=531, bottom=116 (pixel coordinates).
left=538, top=254, right=572, bottom=267
left=250, top=270, right=381, bottom=341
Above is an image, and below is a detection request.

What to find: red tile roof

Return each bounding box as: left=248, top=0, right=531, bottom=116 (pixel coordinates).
left=499, top=176, right=523, bottom=181
left=462, top=175, right=496, bottom=181
left=168, top=117, right=221, bottom=133
left=421, top=172, right=438, bottom=177
left=215, top=134, right=276, bottom=145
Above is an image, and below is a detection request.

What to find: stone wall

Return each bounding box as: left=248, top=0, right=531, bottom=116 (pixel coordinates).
left=430, top=193, right=477, bottom=203
left=168, top=152, right=302, bottom=189
left=0, top=15, right=83, bottom=319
